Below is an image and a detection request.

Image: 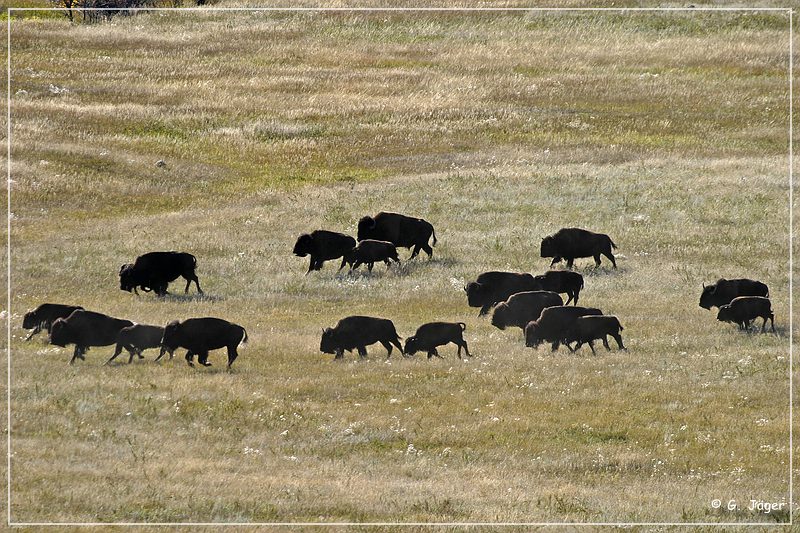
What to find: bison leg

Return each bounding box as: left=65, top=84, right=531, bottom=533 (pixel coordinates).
left=770, top=313, right=776, bottom=333
left=185, top=350, right=195, bottom=367
left=588, top=340, right=597, bottom=355
left=226, top=345, right=239, bottom=368
left=612, top=333, right=625, bottom=350
left=351, top=259, right=362, bottom=272
left=573, top=289, right=580, bottom=305
left=70, top=346, right=86, bottom=365
left=421, top=243, right=433, bottom=257
left=367, top=262, right=374, bottom=272
left=603, top=249, right=617, bottom=268
left=338, top=257, right=348, bottom=271
left=24, top=325, right=42, bottom=341
left=601, top=336, right=611, bottom=350
left=566, top=258, right=575, bottom=269
left=551, top=340, right=560, bottom=351
left=334, top=349, right=344, bottom=360
left=154, top=346, right=170, bottom=362
left=199, top=351, right=211, bottom=366
left=478, top=304, right=493, bottom=317
left=409, top=245, right=421, bottom=259
left=126, top=346, right=140, bottom=364
left=550, top=256, right=561, bottom=266
left=357, top=346, right=368, bottom=359
left=183, top=273, right=203, bottom=294
left=458, top=339, right=470, bottom=358
left=105, top=343, right=124, bottom=365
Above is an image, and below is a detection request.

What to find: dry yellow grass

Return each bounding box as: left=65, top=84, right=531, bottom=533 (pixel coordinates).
left=0, top=5, right=795, bottom=526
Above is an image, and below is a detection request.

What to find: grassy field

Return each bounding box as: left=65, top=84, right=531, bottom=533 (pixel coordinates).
left=3, top=6, right=795, bottom=525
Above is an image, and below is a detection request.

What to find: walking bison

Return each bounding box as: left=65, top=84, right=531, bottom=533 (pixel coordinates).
left=119, top=251, right=202, bottom=297
left=540, top=228, right=617, bottom=268
left=320, top=316, right=403, bottom=360
left=157, top=317, right=248, bottom=369
left=357, top=212, right=437, bottom=259
left=293, top=230, right=356, bottom=274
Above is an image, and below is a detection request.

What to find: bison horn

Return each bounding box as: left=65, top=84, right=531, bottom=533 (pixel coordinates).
left=702, top=283, right=705, bottom=289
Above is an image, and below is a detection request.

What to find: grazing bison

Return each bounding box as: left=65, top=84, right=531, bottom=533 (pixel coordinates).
left=533, top=270, right=584, bottom=305
left=540, top=228, right=617, bottom=268
left=119, top=251, right=202, bottom=297
left=49, top=310, right=134, bottom=364
left=524, top=305, right=603, bottom=351
left=157, top=317, right=247, bottom=369
left=465, top=271, right=542, bottom=316
left=339, top=239, right=400, bottom=272
left=22, top=303, right=84, bottom=341
left=491, top=291, right=563, bottom=331
left=293, top=230, right=356, bottom=274
left=717, top=296, right=775, bottom=333
left=106, top=324, right=166, bottom=365
left=565, top=315, right=625, bottom=355
left=320, top=316, right=403, bottom=360
left=404, top=322, right=470, bottom=359
left=357, top=212, right=437, bottom=259
left=699, top=278, right=769, bottom=310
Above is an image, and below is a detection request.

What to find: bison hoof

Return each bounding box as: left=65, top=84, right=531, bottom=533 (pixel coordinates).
left=201, top=362, right=212, bottom=367
left=187, top=361, right=194, bottom=367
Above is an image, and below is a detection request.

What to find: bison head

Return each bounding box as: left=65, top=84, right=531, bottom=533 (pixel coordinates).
left=357, top=216, right=377, bottom=241
left=160, top=320, right=182, bottom=352
left=293, top=234, right=313, bottom=257
left=465, top=282, right=485, bottom=307
left=699, top=283, right=718, bottom=310
left=320, top=328, right=337, bottom=354
left=524, top=322, right=542, bottom=348
left=540, top=236, right=556, bottom=258
left=716, top=305, right=734, bottom=324
left=22, top=311, right=36, bottom=330
left=403, top=336, right=420, bottom=356
left=119, top=263, right=139, bottom=292
left=490, top=303, right=509, bottom=330
left=49, top=318, right=70, bottom=347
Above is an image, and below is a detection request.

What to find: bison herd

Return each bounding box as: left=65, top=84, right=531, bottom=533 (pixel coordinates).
left=21, top=211, right=779, bottom=367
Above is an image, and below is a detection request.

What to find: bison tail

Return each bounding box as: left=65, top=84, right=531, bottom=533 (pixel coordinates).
left=240, top=328, right=249, bottom=346
left=458, top=322, right=467, bottom=331
left=618, top=324, right=624, bottom=331
left=609, top=238, right=617, bottom=249
left=431, top=227, right=437, bottom=246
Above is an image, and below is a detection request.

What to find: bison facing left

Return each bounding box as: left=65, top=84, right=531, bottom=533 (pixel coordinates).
left=320, top=316, right=404, bottom=360
left=157, top=317, right=248, bottom=369
left=119, top=251, right=203, bottom=297
left=293, top=230, right=356, bottom=274
left=50, top=309, right=134, bottom=364
left=357, top=212, right=437, bottom=259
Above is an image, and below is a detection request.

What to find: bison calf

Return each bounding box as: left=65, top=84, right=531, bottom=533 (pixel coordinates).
left=466, top=271, right=541, bottom=316
left=565, top=315, right=625, bottom=355
left=700, top=278, right=769, bottom=309
left=106, top=324, right=166, bottom=365
left=320, top=316, right=403, bottom=360
left=524, top=305, right=603, bottom=351
left=717, top=296, right=775, bottom=333
left=293, top=230, right=356, bottom=274
left=533, top=270, right=584, bottom=305
left=339, top=239, right=400, bottom=273
left=23, top=303, right=84, bottom=341
left=157, top=317, right=248, bottom=369
left=50, top=310, right=134, bottom=364
left=120, top=251, right=202, bottom=297
left=540, top=227, right=617, bottom=268
left=491, top=291, right=563, bottom=331
left=404, top=322, right=470, bottom=359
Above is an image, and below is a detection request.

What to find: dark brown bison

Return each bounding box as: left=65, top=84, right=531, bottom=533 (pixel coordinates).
left=357, top=212, right=436, bottom=259
left=717, top=296, right=775, bottom=333
left=465, top=271, right=541, bottom=316
left=157, top=317, right=248, bottom=369
left=49, top=309, right=134, bottom=364
left=22, top=303, right=84, bottom=341
left=700, top=278, right=769, bottom=309
left=533, top=270, right=584, bottom=305
left=293, top=230, right=356, bottom=274
left=540, top=228, right=617, bottom=268
left=339, top=239, right=400, bottom=272
left=320, top=316, right=403, bottom=360
left=491, top=291, right=563, bottom=331
left=119, top=251, right=202, bottom=297
left=404, top=322, right=470, bottom=359
left=106, top=324, right=166, bottom=365
left=524, top=305, right=603, bottom=351
left=565, top=315, right=625, bottom=355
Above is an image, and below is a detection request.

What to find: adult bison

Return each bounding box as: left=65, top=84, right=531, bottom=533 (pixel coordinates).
left=293, top=230, right=356, bottom=274
left=357, top=212, right=437, bottom=259
left=699, top=278, right=769, bottom=310
left=22, top=303, right=84, bottom=341
left=157, top=317, right=248, bottom=369
left=320, top=316, right=404, bottom=360
left=119, top=251, right=202, bottom=297
left=533, top=270, right=584, bottom=305
left=540, top=228, right=617, bottom=268
left=524, top=305, right=603, bottom=351
left=465, top=271, right=541, bottom=316
left=49, top=309, right=134, bottom=364
left=491, top=291, right=563, bottom=331
left=564, top=315, right=625, bottom=355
